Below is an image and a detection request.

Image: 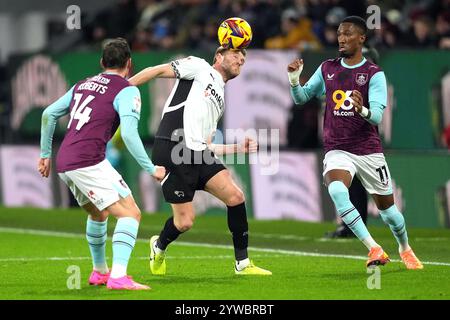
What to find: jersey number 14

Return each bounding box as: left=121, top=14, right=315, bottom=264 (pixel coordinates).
left=68, top=93, right=94, bottom=130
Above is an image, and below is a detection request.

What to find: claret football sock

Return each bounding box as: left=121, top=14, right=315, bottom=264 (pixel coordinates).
left=86, top=217, right=109, bottom=274
left=328, top=181, right=379, bottom=250
left=111, top=217, right=139, bottom=279
left=379, top=204, right=410, bottom=253
left=227, top=202, right=249, bottom=261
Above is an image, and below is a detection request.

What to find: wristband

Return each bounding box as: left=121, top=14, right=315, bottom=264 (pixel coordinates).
left=360, top=106, right=370, bottom=118
left=288, top=64, right=303, bottom=87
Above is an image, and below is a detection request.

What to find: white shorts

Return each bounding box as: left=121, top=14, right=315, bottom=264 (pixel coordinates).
left=58, top=159, right=132, bottom=211
left=323, top=150, right=393, bottom=195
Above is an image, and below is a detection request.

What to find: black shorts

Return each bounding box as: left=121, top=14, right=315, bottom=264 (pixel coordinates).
left=152, top=139, right=226, bottom=203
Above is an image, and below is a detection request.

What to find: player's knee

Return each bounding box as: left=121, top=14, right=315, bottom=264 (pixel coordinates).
left=89, top=210, right=109, bottom=222
left=174, top=214, right=194, bottom=232
left=128, top=206, right=141, bottom=222
left=226, top=189, right=245, bottom=207
left=328, top=181, right=350, bottom=209
left=177, top=219, right=194, bottom=232
left=379, top=204, right=403, bottom=225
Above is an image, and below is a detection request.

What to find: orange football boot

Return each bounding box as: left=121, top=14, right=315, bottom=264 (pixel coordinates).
left=366, top=247, right=390, bottom=267
left=400, top=249, right=424, bottom=270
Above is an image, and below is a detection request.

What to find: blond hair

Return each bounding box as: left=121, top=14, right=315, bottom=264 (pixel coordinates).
left=213, top=46, right=247, bottom=64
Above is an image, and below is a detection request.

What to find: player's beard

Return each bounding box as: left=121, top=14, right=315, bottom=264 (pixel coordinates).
left=339, top=46, right=357, bottom=59
left=223, top=66, right=238, bottom=81
left=220, top=60, right=240, bottom=81
left=339, top=50, right=351, bottom=58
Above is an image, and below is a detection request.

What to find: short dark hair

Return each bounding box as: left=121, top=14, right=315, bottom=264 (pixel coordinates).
left=213, top=46, right=247, bottom=64
left=101, top=37, right=131, bottom=69
left=341, top=16, right=367, bottom=35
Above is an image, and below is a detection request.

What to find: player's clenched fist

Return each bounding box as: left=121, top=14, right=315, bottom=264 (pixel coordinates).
left=351, top=90, right=372, bottom=119
left=239, top=137, right=258, bottom=153
left=351, top=90, right=363, bottom=113
left=287, top=58, right=304, bottom=87
left=38, top=158, right=51, bottom=178
left=152, top=165, right=166, bottom=182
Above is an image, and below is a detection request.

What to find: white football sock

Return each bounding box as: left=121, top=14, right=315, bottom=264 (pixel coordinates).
left=399, top=243, right=411, bottom=254
left=236, top=258, right=250, bottom=271
left=93, top=263, right=109, bottom=274
left=110, top=264, right=127, bottom=279
left=362, top=236, right=380, bottom=250
left=154, top=240, right=165, bottom=254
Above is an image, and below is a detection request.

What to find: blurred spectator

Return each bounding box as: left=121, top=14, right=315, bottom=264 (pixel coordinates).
left=136, top=0, right=171, bottom=30
left=436, top=11, right=450, bottom=49
left=69, top=0, right=450, bottom=51
left=88, top=0, right=139, bottom=46
left=442, top=124, right=450, bottom=149
left=325, top=6, right=347, bottom=27
left=198, top=19, right=223, bottom=52
left=240, top=0, right=282, bottom=48
left=131, top=27, right=152, bottom=52
left=368, top=16, right=400, bottom=49
left=405, top=15, right=437, bottom=48
left=322, top=24, right=338, bottom=48
left=265, top=8, right=322, bottom=51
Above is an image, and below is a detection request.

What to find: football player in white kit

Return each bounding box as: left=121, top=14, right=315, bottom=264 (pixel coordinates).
left=130, top=47, right=271, bottom=276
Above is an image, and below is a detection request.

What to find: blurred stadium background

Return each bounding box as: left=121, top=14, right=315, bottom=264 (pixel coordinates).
left=0, top=0, right=450, bottom=230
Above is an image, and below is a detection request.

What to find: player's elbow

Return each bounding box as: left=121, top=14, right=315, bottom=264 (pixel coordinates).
left=369, top=118, right=382, bottom=126
left=290, top=90, right=307, bottom=106
left=120, top=130, right=136, bottom=147
left=41, top=107, right=54, bottom=124
left=293, top=97, right=305, bottom=106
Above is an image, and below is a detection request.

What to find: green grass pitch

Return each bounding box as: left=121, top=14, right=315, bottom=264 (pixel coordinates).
left=0, top=206, right=449, bottom=300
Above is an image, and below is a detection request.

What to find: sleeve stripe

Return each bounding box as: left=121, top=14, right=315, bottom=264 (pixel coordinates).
left=170, top=61, right=181, bottom=79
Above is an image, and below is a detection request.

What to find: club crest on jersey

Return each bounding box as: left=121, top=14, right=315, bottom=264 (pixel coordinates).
left=87, top=190, right=97, bottom=201
left=356, top=73, right=368, bottom=86
left=174, top=190, right=185, bottom=197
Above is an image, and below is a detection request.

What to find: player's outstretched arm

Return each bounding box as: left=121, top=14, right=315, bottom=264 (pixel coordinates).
left=288, top=58, right=325, bottom=105
left=114, top=86, right=166, bottom=181
left=38, top=87, right=73, bottom=178
left=120, top=116, right=166, bottom=181
left=129, top=64, right=176, bottom=86
left=209, top=137, right=257, bottom=155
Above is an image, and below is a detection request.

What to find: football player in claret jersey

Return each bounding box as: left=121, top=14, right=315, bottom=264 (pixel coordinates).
left=38, top=38, right=166, bottom=290
left=288, top=16, right=423, bottom=270
left=129, top=47, right=271, bottom=276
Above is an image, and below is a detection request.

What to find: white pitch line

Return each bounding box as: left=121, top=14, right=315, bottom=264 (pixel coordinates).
left=0, top=254, right=286, bottom=263
left=1, top=227, right=450, bottom=267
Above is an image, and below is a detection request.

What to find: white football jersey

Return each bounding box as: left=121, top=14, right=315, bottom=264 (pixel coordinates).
left=155, top=56, right=225, bottom=151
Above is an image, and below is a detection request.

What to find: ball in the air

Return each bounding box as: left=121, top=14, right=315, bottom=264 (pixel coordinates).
left=217, top=17, right=252, bottom=49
